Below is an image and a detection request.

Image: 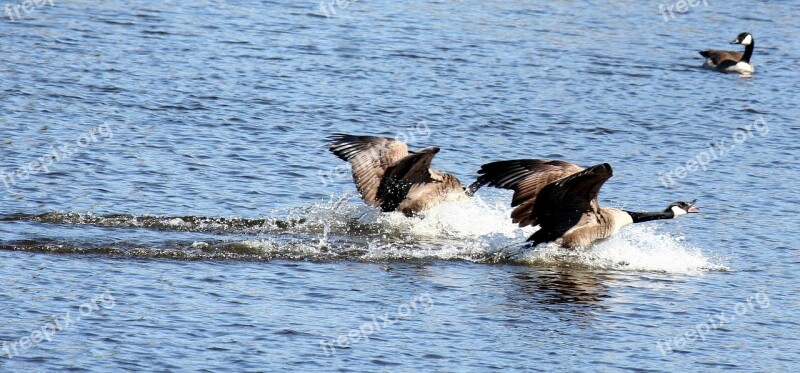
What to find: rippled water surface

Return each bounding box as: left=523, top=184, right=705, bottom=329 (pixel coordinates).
left=2, top=0, right=799, bottom=371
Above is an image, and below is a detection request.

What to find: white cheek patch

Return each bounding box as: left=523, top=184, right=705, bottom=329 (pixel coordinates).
left=671, top=206, right=688, bottom=216
left=741, top=34, right=753, bottom=45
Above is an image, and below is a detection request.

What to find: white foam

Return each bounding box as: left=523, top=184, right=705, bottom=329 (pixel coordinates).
left=167, top=218, right=191, bottom=227
left=267, top=194, right=726, bottom=273
left=375, top=195, right=535, bottom=239
left=275, top=193, right=532, bottom=239
left=520, top=225, right=728, bottom=273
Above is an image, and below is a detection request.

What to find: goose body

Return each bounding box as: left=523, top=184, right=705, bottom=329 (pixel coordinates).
left=700, top=32, right=755, bottom=74
left=328, top=134, right=466, bottom=216
left=471, top=159, right=698, bottom=249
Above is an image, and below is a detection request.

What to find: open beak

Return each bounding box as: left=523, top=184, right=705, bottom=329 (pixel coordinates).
left=730, top=40, right=740, bottom=44
left=687, top=199, right=699, bottom=213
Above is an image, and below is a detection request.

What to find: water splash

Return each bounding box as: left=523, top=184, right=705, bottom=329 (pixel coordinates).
left=373, top=195, right=535, bottom=239
left=0, top=194, right=726, bottom=272
left=520, top=225, right=728, bottom=273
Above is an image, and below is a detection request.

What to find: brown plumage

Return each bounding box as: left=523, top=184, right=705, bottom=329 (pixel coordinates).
left=471, top=160, right=584, bottom=227
left=699, top=32, right=755, bottom=73
left=473, top=159, right=699, bottom=249
left=475, top=160, right=622, bottom=248
left=699, top=50, right=744, bottom=67
left=328, top=134, right=465, bottom=216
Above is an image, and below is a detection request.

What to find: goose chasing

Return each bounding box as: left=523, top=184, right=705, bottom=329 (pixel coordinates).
left=328, top=134, right=470, bottom=216
left=470, top=159, right=699, bottom=248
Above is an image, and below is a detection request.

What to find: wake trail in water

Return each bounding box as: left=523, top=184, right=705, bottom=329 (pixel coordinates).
left=0, top=194, right=727, bottom=273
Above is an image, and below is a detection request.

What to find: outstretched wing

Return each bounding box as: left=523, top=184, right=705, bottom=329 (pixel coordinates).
left=699, top=50, right=742, bottom=66
left=531, top=163, right=614, bottom=241
left=328, top=134, right=409, bottom=206
left=378, top=147, right=440, bottom=211
left=475, top=159, right=584, bottom=227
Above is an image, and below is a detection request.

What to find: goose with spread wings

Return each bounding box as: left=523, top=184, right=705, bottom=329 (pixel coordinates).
left=328, top=134, right=469, bottom=216
left=470, top=160, right=698, bottom=248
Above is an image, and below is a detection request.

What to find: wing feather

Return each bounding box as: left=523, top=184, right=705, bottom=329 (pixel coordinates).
left=699, top=50, right=742, bottom=66
left=475, top=159, right=584, bottom=227
left=328, top=134, right=409, bottom=206
left=378, top=147, right=439, bottom=211
left=533, top=163, right=613, bottom=238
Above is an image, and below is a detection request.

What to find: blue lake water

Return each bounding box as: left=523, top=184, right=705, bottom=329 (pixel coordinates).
left=1, top=0, right=799, bottom=371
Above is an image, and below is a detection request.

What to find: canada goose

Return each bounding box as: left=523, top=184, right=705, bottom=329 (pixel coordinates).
left=700, top=32, right=755, bottom=74
left=328, top=134, right=468, bottom=216
left=470, top=160, right=699, bottom=249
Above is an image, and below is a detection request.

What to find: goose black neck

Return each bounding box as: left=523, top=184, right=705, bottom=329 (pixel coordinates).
left=624, top=210, right=674, bottom=223
left=742, top=41, right=754, bottom=63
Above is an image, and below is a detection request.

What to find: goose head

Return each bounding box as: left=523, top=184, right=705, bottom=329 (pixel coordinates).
left=666, top=199, right=700, bottom=217
left=731, top=32, right=753, bottom=46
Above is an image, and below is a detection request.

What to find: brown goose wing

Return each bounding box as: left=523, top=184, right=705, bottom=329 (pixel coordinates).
left=378, top=146, right=441, bottom=212
left=530, top=163, right=613, bottom=244
left=699, top=50, right=742, bottom=65
left=328, top=134, right=409, bottom=206
left=475, top=159, right=584, bottom=227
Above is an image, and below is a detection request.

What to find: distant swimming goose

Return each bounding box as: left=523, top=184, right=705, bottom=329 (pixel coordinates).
left=328, top=134, right=467, bottom=216
left=470, top=160, right=698, bottom=248
left=700, top=32, right=755, bottom=74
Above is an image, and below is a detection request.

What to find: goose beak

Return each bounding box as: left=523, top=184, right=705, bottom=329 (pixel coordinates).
left=418, top=146, right=440, bottom=154
left=730, top=40, right=740, bottom=44
left=687, top=199, right=699, bottom=213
